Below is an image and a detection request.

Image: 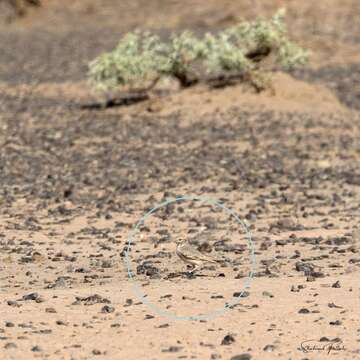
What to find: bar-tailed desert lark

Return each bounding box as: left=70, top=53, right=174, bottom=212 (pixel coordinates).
left=175, top=237, right=221, bottom=272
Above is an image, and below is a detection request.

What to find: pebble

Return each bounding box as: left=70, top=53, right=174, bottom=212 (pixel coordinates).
left=230, top=354, right=252, bottom=360
left=221, top=334, right=235, bottom=345
left=298, top=308, right=310, bottom=314
left=262, top=291, right=274, bottom=298
left=233, top=291, right=250, bottom=298
left=329, top=320, right=342, bottom=326
left=263, top=344, right=276, bottom=352
left=45, top=307, right=57, bottom=313
left=22, top=292, right=40, bottom=301
left=161, top=346, right=182, bottom=352
left=101, top=305, right=115, bottom=313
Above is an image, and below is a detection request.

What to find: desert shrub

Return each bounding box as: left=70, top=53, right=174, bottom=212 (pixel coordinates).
left=88, top=9, right=309, bottom=93
left=159, top=30, right=207, bottom=87
left=88, top=31, right=166, bottom=91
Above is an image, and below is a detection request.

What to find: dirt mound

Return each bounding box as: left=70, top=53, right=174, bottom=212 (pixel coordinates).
left=143, top=72, right=345, bottom=119
left=0, top=72, right=345, bottom=119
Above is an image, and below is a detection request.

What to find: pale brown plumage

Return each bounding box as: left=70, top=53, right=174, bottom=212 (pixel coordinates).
left=175, top=237, right=221, bottom=271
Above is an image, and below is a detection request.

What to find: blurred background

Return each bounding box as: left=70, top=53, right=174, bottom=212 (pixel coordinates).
left=1, top=0, right=359, bottom=108
left=2, top=0, right=360, bottom=54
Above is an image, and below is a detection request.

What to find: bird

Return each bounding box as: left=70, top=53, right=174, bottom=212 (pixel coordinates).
left=175, top=237, right=222, bottom=273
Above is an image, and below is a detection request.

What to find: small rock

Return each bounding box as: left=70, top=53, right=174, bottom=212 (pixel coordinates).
left=211, top=354, right=221, bottom=360
left=298, top=308, right=310, bottom=314
left=211, top=295, right=224, bottom=299
left=158, top=324, right=169, bottom=328
left=56, top=320, right=67, bottom=326
left=161, top=346, right=182, bottom=352
left=233, top=291, right=250, bottom=298
left=53, top=277, right=67, bottom=288
left=295, top=262, right=314, bottom=274
left=221, top=334, right=235, bottom=345
left=4, top=343, right=17, bottom=349
left=110, top=323, right=120, bottom=328
left=22, top=292, right=40, bottom=301
left=31, top=346, right=42, bottom=352
left=101, top=305, right=115, bottom=313
left=198, top=242, right=212, bottom=253
left=332, top=281, right=341, bottom=288
left=73, top=294, right=110, bottom=306
left=263, top=344, right=275, bottom=352
left=329, top=320, right=342, bottom=326
left=262, top=291, right=274, bottom=298
left=230, top=354, right=252, bottom=360
left=312, top=271, right=325, bottom=278
left=7, top=300, right=20, bottom=307
left=328, top=303, right=342, bottom=309
left=45, top=307, right=57, bottom=313
left=124, top=299, right=133, bottom=307
left=101, top=260, right=113, bottom=269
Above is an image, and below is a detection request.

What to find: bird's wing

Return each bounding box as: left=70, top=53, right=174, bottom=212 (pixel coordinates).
left=181, top=244, right=220, bottom=263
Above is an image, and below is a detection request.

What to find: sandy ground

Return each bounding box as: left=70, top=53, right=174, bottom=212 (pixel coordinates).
left=0, top=1, right=360, bottom=359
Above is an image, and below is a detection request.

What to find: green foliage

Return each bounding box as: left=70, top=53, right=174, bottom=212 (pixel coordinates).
left=159, top=31, right=207, bottom=86
left=88, top=31, right=165, bottom=91
left=88, top=9, right=309, bottom=92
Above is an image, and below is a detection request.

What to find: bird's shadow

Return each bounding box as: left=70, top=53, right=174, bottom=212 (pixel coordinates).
left=164, top=271, right=218, bottom=280
left=182, top=271, right=219, bottom=279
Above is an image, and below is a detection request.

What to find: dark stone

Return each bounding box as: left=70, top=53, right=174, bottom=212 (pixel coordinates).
left=7, top=300, right=20, bottom=307
left=101, top=305, right=115, bottom=313
left=22, top=292, right=40, bottom=301
left=298, top=308, right=310, bottom=314
left=221, top=334, right=235, bottom=345
left=263, top=344, right=275, bottom=352
left=161, top=346, right=182, bottom=352
left=74, top=294, right=111, bottom=306
left=295, top=262, right=314, bottom=273
left=230, top=354, right=252, bottom=360
left=233, top=291, right=250, bottom=298
left=329, top=320, right=342, bottom=326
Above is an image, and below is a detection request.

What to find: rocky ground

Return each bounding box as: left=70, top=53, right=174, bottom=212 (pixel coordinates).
left=0, top=1, right=359, bottom=359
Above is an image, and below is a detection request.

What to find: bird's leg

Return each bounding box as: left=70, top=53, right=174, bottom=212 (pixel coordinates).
left=185, top=264, right=198, bottom=277
left=189, top=264, right=200, bottom=275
